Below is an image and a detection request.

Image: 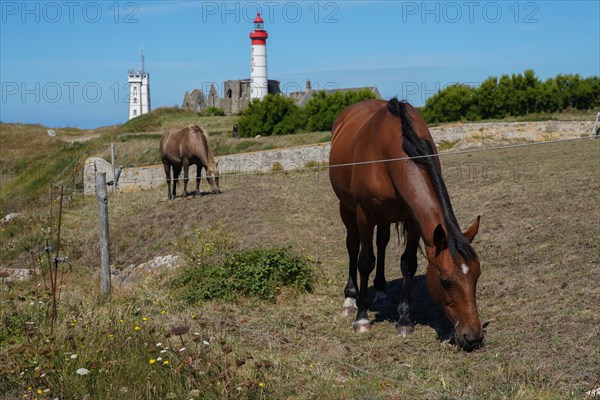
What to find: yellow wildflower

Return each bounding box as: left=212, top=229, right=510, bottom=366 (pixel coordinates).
left=149, top=359, right=156, bottom=365
left=134, top=326, right=140, bottom=331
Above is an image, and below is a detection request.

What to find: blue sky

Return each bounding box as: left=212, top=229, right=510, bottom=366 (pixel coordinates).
left=1, top=0, right=599, bottom=128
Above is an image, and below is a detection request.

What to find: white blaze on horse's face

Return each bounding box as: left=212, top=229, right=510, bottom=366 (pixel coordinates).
left=461, top=263, right=469, bottom=275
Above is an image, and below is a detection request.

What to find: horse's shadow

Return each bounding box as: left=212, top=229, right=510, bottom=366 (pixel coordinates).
left=181, top=190, right=218, bottom=197
left=369, top=276, right=454, bottom=341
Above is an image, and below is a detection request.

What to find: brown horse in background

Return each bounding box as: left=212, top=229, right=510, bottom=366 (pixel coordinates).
left=329, top=98, right=483, bottom=351
left=160, top=124, right=220, bottom=199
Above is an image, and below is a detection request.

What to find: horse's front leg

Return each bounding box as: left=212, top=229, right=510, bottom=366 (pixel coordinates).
left=396, top=219, right=420, bottom=336
left=373, top=224, right=391, bottom=305
left=195, top=165, right=202, bottom=196
left=353, top=220, right=375, bottom=333
left=339, top=204, right=359, bottom=317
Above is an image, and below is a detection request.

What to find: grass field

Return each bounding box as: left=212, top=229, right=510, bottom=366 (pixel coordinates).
left=0, top=113, right=330, bottom=213
left=1, top=136, right=598, bottom=399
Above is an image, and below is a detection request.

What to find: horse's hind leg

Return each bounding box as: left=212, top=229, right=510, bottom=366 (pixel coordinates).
left=162, top=161, right=172, bottom=200
left=172, top=164, right=182, bottom=199
left=373, top=224, right=391, bottom=304
left=340, top=203, right=359, bottom=317
left=396, top=219, right=420, bottom=336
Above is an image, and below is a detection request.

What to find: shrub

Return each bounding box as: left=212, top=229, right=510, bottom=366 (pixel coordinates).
left=236, top=88, right=377, bottom=137
left=303, top=89, right=377, bottom=132
left=173, top=227, right=313, bottom=303
left=199, top=107, right=225, bottom=116
left=237, top=95, right=304, bottom=137
left=421, top=70, right=600, bottom=123
left=271, top=161, right=283, bottom=172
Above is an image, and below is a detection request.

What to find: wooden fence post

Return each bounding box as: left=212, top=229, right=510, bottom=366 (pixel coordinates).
left=96, top=171, right=111, bottom=296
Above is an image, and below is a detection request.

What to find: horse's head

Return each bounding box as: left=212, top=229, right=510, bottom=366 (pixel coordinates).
left=425, top=216, right=483, bottom=351
left=206, top=161, right=221, bottom=194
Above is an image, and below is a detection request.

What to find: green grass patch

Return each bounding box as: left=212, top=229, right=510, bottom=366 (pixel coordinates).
left=173, top=226, right=313, bottom=303
left=233, top=140, right=260, bottom=153
left=437, top=140, right=459, bottom=151
left=120, top=107, right=196, bottom=133
left=173, top=246, right=313, bottom=303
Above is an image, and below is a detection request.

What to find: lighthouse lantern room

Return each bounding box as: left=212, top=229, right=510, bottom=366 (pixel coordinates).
left=249, top=13, right=268, bottom=101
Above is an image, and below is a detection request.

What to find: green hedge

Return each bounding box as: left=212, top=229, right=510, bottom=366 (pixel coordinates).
left=236, top=89, right=377, bottom=137
left=421, top=70, right=600, bottom=123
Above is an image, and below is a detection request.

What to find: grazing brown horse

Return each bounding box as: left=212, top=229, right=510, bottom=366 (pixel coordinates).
left=160, top=124, right=220, bottom=199
left=329, top=98, right=483, bottom=351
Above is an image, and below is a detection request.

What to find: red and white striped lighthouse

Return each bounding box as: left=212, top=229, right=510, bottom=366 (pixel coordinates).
left=249, top=12, right=268, bottom=101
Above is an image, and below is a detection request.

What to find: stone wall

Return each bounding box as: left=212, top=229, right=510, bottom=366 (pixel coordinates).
left=83, top=120, right=594, bottom=195
left=83, top=143, right=331, bottom=195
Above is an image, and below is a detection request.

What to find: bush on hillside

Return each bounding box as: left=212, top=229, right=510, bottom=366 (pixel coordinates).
left=237, top=95, right=304, bottom=137
left=303, top=88, right=378, bottom=132
left=199, top=107, right=225, bottom=116
left=421, top=70, right=600, bottom=123
left=236, top=88, right=378, bottom=137
left=173, top=226, right=313, bottom=303
left=173, top=247, right=313, bottom=303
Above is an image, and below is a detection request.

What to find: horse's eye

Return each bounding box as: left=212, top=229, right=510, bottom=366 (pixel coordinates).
left=441, top=278, right=453, bottom=290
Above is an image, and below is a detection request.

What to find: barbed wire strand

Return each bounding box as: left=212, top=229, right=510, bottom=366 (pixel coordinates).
left=51, top=156, right=82, bottom=184
left=38, top=134, right=595, bottom=396
left=114, top=135, right=598, bottom=185
left=49, top=135, right=598, bottom=191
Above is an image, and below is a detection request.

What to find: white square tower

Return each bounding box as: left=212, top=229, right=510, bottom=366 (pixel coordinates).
left=128, top=51, right=151, bottom=120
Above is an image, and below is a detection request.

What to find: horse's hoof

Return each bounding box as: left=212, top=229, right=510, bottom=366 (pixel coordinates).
left=396, top=323, right=415, bottom=337
left=352, top=319, right=371, bottom=333
left=340, top=298, right=357, bottom=317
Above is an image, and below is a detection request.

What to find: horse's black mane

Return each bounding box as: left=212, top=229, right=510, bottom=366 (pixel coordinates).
left=387, top=97, right=477, bottom=262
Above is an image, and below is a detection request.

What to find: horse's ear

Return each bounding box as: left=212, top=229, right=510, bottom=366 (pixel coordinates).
left=433, top=224, right=448, bottom=252
left=463, top=215, right=481, bottom=243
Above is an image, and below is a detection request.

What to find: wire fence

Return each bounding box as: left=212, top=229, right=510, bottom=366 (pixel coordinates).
left=49, top=134, right=599, bottom=193
left=6, top=126, right=598, bottom=396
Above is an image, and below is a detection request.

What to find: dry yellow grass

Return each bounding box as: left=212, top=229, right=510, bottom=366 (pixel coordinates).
left=2, top=137, right=598, bottom=399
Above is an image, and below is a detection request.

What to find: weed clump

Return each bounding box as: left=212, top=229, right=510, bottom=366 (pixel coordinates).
left=173, top=227, right=313, bottom=303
